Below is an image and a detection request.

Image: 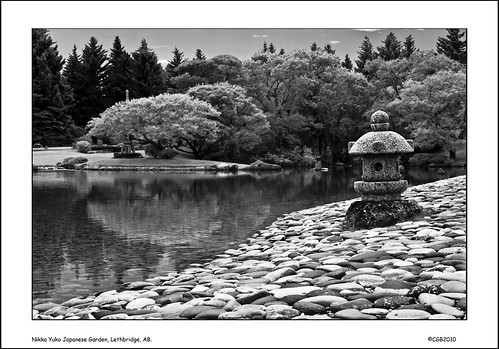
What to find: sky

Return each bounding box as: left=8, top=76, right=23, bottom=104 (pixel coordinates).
left=48, top=28, right=450, bottom=66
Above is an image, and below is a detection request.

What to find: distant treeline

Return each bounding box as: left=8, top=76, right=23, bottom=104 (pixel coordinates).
left=33, top=29, right=466, bottom=165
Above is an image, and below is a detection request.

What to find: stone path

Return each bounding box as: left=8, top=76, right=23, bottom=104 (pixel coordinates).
left=33, top=175, right=466, bottom=320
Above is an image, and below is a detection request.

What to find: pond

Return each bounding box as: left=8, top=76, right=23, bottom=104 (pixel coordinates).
left=32, top=166, right=466, bottom=303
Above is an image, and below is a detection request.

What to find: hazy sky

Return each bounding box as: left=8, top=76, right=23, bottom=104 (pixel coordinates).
left=48, top=28, right=451, bottom=66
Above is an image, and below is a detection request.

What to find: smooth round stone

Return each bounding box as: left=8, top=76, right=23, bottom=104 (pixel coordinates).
left=158, top=303, right=193, bottom=318
left=439, top=292, right=466, bottom=300
left=334, top=309, right=376, bottom=320
left=265, top=305, right=300, bottom=319
left=293, top=301, right=327, bottom=315
left=407, top=248, right=436, bottom=255
left=407, top=284, right=444, bottom=297
left=429, top=314, right=457, bottom=319
left=125, top=298, right=155, bottom=310
left=380, top=269, right=414, bottom=280
left=361, top=308, right=389, bottom=317
left=299, top=295, right=347, bottom=307
left=236, top=290, right=269, bottom=305
left=393, top=261, right=413, bottom=267
left=431, top=303, right=464, bottom=317
left=126, top=281, right=155, bottom=290
left=218, top=308, right=266, bottom=320
left=270, top=286, right=320, bottom=299
left=349, top=275, right=386, bottom=288
left=61, top=297, right=94, bottom=308
left=373, top=296, right=415, bottom=310
left=194, top=308, right=227, bottom=319
left=456, top=298, right=466, bottom=310
left=179, top=305, right=219, bottom=319
left=356, top=267, right=378, bottom=273
left=263, top=267, right=297, bottom=282
left=101, top=313, right=129, bottom=320
left=418, top=293, right=454, bottom=306
left=441, top=281, right=466, bottom=293
left=385, top=309, right=431, bottom=319
left=415, top=228, right=439, bottom=237
left=33, top=302, right=61, bottom=312
left=94, top=294, right=120, bottom=304
left=329, top=298, right=373, bottom=312
left=432, top=272, right=466, bottom=282
left=326, top=282, right=365, bottom=292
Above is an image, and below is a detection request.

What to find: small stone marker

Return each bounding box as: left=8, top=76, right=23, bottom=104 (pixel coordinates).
left=343, top=111, right=422, bottom=229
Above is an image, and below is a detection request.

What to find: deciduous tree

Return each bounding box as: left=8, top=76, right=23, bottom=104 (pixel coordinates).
left=187, top=82, right=270, bottom=161
left=88, top=94, right=221, bottom=159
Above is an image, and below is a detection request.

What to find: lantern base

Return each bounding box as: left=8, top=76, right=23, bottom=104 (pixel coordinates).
left=354, top=180, right=408, bottom=201
left=343, top=199, right=422, bottom=229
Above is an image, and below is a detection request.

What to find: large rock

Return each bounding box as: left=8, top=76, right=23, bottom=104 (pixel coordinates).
left=343, top=200, right=422, bottom=229
left=56, top=157, right=88, bottom=169
left=244, top=160, right=282, bottom=171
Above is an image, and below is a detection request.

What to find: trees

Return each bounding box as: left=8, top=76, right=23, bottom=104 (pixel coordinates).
left=436, top=29, right=467, bottom=65
left=377, top=32, right=402, bottom=61
left=87, top=94, right=221, bottom=159
left=310, top=42, right=318, bottom=51
left=387, top=70, right=466, bottom=157
left=194, top=48, right=206, bottom=60
left=355, top=36, right=377, bottom=75
left=268, top=43, right=276, bottom=54
left=130, top=39, right=166, bottom=98
left=166, top=47, right=187, bottom=79
left=324, top=43, right=336, bottom=55
left=402, top=35, right=416, bottom=58
left=342, top=54, right=353, bottom=70
left=187, top=82, right=270, bottom=162
left=66, top=36, right=108, bottom=128
left=102, top=36, right=133, bottom=107
left=33, top=29, right=75, bottom=146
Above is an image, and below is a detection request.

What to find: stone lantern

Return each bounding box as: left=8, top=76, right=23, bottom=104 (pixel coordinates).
left=343, top=110, right=422, bottom=229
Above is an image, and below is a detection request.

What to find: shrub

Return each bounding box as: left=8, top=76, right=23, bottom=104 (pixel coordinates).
left=157, top=148, right=179, bottom=159
left=76, top=140, right=92, bottom=153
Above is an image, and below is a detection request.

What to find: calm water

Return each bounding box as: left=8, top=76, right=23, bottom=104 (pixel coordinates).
left=32, top=166, right=466, bottom=303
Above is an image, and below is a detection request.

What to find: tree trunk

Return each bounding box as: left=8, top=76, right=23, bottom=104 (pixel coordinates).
left=449, top=149, right=456, bottom=159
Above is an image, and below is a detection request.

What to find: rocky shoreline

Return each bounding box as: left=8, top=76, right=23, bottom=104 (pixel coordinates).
left=33, top=175, right=466, bottom=320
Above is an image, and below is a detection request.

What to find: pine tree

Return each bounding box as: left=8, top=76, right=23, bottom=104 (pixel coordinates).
left=131, top=39, right=167, bottom=98
left=324, top=43, right=336, bottom=55
left=69, top=36, right=108, bottom=127
left=377, top=32, right=402, bottom=61
left=262, top=41, right=268, bottom=53
left=166, top=46, right=187, bottom=77
left=194, top=48, right=206, bottom=60
left=341, top=54, right=353, bottom=70
left=310, top=42, right=318, bottom=51
left=402, top=35, right=416, bottom=58
left=279, top=48, right=285, bottom=55
left=268, top=43, right=276, bottom=53
left=63, top=45, right=85, bottom=128
left=102, top=36, right=133, bottom=107
left=32, top=29, right=75, bottom=146
left=436, top=29, right=466, bottom=64
left=355, top=36, right=377, bottom=75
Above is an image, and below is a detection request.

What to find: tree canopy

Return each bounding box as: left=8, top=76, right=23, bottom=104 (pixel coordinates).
left=88, top=94, right=222, bottom=159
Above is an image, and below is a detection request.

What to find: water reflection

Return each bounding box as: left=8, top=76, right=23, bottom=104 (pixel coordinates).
left=32, top=166, right=465, bottom=303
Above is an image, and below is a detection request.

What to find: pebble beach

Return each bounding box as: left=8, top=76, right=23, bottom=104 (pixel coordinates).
left=33, top=175, right=467, bottom=320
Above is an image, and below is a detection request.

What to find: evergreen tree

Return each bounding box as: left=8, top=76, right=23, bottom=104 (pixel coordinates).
left=402, top=35, right=416, bottom=58
left=342, top=54, right=353, bottom=70
left=324, top=43, right=336, bottom=55
left=268, top=43, right=276, bottom=53
left=310, top=42, right=318, bottom=51
left=102, top=36, right=133, bottom=107
left=32, top=29, right=75, bottom=146
left=279, top=48, right=285, bottom=55
left=377, top=32, right=402, bottom=61
left=355, top=36, right=377, bottom=75
left=436, top=29, right=466, bottom=64
left=194, top=48, right=206, bottom=60
left=166, top=46, right=187, bottom=77
left=131, top=39, right=166, bottom=98
left=68, top=36, right=108, bottom=127
left=262, top=41, right=268, bottom=53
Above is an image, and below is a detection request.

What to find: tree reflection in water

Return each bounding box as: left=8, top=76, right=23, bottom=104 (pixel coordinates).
left=32, top=166, right=465, bottom=303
